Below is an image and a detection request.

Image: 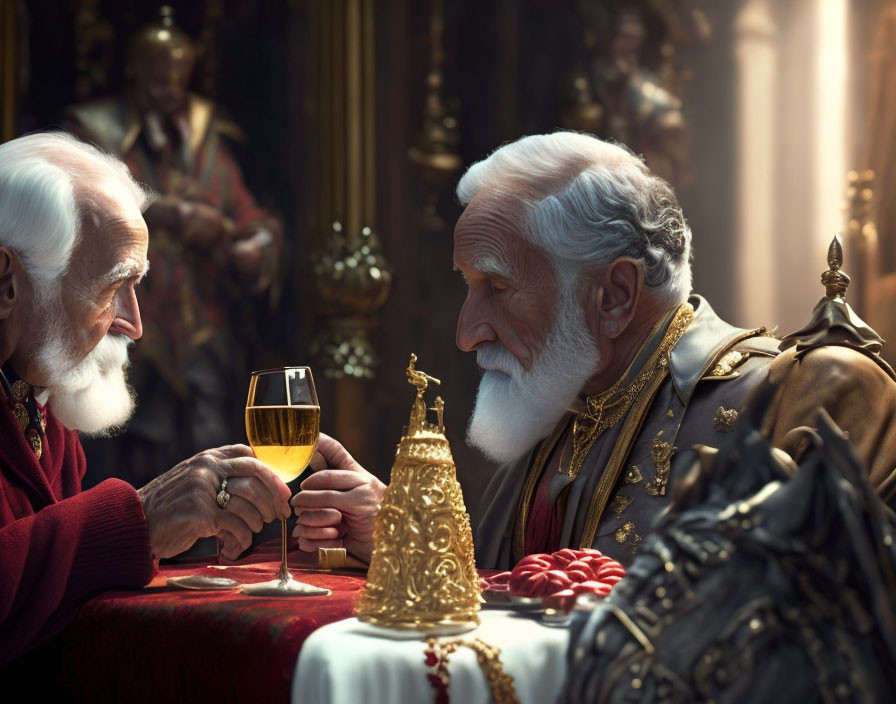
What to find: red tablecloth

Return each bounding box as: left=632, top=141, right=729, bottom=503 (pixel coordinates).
left=14, top=543, right=366, bottom=704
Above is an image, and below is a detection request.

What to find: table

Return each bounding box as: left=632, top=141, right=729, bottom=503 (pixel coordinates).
left=17, top=545, right=573, bottom=704
left=293, top=610, right=571, bottom=704
left=17, top=543, right=366, bottom=704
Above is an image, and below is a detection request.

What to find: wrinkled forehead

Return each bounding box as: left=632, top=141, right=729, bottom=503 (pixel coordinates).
left=73, top=182, right=148, bottom=277
left=456, top=190, right=526, bottom=234
left=453, top=190, right=552, bottom=278
left=455, top=148, right=612, bottom=233
left=82, top=178, right=145, bottom=234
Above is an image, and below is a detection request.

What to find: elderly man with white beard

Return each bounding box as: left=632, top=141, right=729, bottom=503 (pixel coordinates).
left=0, top=133, right=291, bottom=666
left=292, top=132, right=896, bottom=569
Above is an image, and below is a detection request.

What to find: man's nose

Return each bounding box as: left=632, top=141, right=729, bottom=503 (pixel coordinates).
left=109, top=286, right=143, bottom=340
left=456, top=296, right=495, bottom=352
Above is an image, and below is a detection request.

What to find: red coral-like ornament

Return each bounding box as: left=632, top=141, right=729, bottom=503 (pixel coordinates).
left=483, top=548, right=625, bottom=600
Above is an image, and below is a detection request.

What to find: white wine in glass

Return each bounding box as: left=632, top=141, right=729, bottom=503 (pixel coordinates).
left=245, top=405, right=320, bottom=481
left=242, top=367, right=327, bottom=597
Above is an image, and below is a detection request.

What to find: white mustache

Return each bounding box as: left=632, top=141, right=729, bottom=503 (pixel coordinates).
left=466, top=286, right=600, bottom=465
left=476, top=343, right=522, bottom=377
left=62, top=332, right=132, bottom=392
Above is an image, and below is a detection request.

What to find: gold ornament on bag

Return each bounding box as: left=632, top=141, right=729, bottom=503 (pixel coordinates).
left=356, top=354, right=481, bottom=633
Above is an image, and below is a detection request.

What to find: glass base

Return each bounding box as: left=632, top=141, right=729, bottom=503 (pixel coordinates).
left=241, top=575, right=331, bottom=597
left=167, top=575, right=241, bottom=591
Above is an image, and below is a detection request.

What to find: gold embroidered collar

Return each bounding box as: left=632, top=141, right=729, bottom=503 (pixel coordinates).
left=512, top=302, right=695, bottom=561
left=563, top=302, right=695, bottom=479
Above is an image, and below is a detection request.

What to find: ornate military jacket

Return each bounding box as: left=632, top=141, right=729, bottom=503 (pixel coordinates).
left=474, top=295, right=780, bottom=569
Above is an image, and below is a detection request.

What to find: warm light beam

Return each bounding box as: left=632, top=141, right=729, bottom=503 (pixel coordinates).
left=735, top=0, right=777, bottom=327
left=814, top=0, right=848, bottom=261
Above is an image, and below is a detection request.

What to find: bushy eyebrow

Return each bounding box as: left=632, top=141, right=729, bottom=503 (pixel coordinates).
left=100, top=259, right=150, bottom=285
left=471, top=254, right=512, bottom=278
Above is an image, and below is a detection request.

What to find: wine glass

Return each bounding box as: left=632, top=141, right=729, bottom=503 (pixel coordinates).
left=241, top=367, right=328, bottom=596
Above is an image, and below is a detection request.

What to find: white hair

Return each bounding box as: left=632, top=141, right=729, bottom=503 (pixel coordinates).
left=0, top=132, right=150, bottom=291
left=456, top=132, right=692, bottom=303
left=0, top=133, right=148, bottom=433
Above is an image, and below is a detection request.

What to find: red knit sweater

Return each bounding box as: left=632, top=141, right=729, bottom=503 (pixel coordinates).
left=0, top=400, right=156, bottom=665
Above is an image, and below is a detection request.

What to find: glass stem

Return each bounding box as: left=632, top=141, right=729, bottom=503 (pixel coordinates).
left=277, top=517, right=291, bottom=582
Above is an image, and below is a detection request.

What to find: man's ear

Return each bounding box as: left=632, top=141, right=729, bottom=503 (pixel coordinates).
left=587, top=257, right=644, bottom=340
left=0, top=247, right=17, bottom=320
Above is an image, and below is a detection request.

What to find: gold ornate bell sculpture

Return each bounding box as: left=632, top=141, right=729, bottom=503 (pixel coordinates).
left=356, top=354, right=482, bottom=634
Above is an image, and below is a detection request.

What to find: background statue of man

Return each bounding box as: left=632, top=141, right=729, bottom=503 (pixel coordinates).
left=562, top=0, right=708, bottom=187
left=63, top=8, right=282, bottom=489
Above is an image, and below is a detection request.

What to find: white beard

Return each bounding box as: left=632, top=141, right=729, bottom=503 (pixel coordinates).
left=33, top=294, right=136, bottom=436
left=466, top=285, right=600, bottom=464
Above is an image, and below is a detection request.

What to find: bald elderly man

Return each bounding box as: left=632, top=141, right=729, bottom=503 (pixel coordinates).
left=0, top=133, right=291, bottom=665
left=293, top=132, right=896, bottom=569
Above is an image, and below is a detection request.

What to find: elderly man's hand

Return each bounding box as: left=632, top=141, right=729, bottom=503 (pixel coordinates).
left=137, top=445, right=291, bottom=560
left=291, top=434, right=385, bottom=563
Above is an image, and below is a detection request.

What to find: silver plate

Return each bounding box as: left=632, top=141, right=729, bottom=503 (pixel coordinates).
left=481, top=591, right=544, bottom=611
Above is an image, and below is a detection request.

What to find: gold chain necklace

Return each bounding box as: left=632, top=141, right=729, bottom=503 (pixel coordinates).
left=562, top=303, right=694, bottom=479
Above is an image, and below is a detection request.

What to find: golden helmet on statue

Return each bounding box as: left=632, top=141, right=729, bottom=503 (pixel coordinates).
left=126, top=5, right=196, bottom=67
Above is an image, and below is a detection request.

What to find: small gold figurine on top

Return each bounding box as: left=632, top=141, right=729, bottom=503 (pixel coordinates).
left=406, top=353, right=441, bottom=432
left=430, top=396, right=445, bottom=433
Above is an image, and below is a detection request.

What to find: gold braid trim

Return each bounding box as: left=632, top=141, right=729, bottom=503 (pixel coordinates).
left=512, top=424, right=567, bottom=563
left=512, top=303, right=694, bottom=561
left=425, top=637, right=521, bottom=704
left=577, top=303, right=694, bottom=548
left=564, top=303, right=694, bottom=479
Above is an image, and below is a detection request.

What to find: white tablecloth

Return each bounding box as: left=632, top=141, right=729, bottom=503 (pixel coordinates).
left=292, top=610, right=571, bottom=704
